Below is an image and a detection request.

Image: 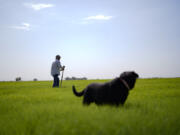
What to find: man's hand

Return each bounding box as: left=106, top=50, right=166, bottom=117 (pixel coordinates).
left=62, top=66, right=65, bottom=70
left=61, top=66, right=65, bottom=71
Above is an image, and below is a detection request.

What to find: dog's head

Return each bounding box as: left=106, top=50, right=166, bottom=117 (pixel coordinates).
left=120, top=71, right=139, bottom=79
left=120, top=71, right=139, bottom=89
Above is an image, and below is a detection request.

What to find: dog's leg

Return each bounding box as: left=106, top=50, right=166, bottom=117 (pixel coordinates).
left=120, top=94, right=128, bottom=105
left=83, top=97, right=91, bottom=105
left=83, top=100, right=91, bottom=105
left=83, top=92, right=93, bottom=105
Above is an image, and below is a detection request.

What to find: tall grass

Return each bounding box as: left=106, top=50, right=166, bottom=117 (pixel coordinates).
left=0, top=78, right=180, bottom=135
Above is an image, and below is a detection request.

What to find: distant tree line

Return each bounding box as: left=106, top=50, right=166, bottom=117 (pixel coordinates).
left=15, top=77, right=38, bottom=81
left=65, top=77, right=87, bottom=80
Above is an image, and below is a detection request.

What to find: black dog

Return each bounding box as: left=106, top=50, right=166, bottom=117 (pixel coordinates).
left=72, top=71, right=139, bottom=106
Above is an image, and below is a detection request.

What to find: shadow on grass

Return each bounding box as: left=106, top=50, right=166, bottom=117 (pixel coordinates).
left=124, top=102, right=141, bottom=109
left=50, top=86, right=67, bottom=88
left=81, top=102, right=142, bottom=110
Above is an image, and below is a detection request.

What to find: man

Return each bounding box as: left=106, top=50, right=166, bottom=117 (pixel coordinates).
left=51, top=55, right=65, bottom=87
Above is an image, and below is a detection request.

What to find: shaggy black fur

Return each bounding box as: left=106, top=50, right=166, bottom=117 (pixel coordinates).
left=72, top=71, right=139, bottom=106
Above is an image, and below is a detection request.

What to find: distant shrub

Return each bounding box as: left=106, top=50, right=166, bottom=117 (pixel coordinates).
left=65, top=77, right=71, bottom=80
left=15, top=77, right=21, bottom=81
left=65, top=77, right=87, bottom=80
left=33, top=78, right=38, bottom=81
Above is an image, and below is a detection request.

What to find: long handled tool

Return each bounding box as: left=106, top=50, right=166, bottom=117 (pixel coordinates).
left=60, top=66, right=65, bottom=87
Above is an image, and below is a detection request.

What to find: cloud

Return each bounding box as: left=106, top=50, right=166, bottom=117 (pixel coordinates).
left=84, top=15, right=113, bottom=20
left=24, top=3, right=54, bottom=11
left=11, top=23, right=31, bottom=31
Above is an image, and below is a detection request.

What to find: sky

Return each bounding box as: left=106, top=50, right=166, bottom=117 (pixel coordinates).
left=0, top=0, right=180, bottom=81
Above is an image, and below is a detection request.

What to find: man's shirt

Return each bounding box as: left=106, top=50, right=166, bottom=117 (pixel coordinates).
left=51, top=60, right=62, bottom=76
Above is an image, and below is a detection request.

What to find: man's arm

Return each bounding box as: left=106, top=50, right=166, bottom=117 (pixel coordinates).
left=58, top=62, right=65, bottom=71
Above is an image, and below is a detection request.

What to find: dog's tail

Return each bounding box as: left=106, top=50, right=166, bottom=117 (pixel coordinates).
left=72, top=85, right=84, bottom=97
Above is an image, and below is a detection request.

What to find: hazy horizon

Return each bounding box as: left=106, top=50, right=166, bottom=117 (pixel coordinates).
left=0, top=0, right=180, bottom=81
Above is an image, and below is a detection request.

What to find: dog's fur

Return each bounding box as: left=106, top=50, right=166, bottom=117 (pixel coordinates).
left=72, top=71, right=139, bottom=106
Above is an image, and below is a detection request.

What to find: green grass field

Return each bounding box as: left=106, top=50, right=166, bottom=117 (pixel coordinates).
left=0, top=78, right=180, bottom=135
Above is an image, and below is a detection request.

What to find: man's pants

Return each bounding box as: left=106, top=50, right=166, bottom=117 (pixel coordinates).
left=53, top=74, right=59, bottom=87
